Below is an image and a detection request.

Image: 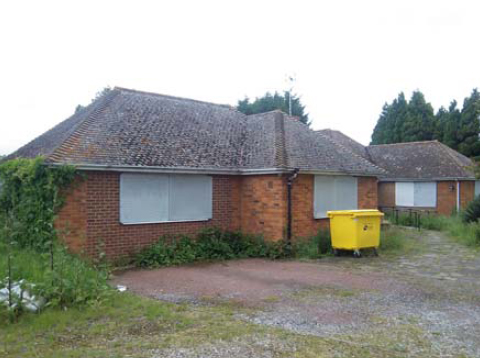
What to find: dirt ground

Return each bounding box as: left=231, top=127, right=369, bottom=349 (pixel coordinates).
left=113, top=230, right=480, bottom=357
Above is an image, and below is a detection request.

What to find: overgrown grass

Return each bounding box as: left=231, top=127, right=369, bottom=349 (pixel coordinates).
left=293, top=229, right=332, bottom=259
left=385, top=211, right=480, bottom=248
left=0, top=242, right=111, bottom=323
left=379, top=226, right=419, bottom=255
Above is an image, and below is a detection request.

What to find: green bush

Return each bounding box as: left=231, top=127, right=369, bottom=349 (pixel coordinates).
left=135, top=228, right=292, bottom=268
left=462, top=195, right=480, bottom=223
left=293, top=229, right=331, bottom=259
left=136, top=228, right=334, bottom=268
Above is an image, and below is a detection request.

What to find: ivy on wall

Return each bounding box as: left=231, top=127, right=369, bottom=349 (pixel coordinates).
left=0, top=157, right=76, bottom=249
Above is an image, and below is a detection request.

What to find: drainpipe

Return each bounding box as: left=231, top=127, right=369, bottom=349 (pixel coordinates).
left=287, top=168, right=300, bottom=245
left=456, top=180, right=460, bottom=212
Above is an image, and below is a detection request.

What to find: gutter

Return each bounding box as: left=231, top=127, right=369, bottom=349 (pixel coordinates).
left=286, top=168, right=300, bottom=246
left=49, top=163, right=380, bottom=177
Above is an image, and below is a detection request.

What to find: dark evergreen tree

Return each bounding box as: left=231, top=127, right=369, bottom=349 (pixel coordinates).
left=402, top=91, right=435, bottom=142
left=237, top=91, right=310, bottom=125
left=457, top=89, right=480, bottom=157
left=371, top=103, right=389, bottom=144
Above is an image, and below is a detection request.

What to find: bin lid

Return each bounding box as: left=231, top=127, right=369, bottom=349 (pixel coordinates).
left=327, top=210, right=384, bottom=218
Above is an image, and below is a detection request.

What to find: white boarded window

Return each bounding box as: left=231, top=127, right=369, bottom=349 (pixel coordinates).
left=414, top=182, right=437, bottom=207
left=396, top=182, right=414, bottom=207
left=314, top=176, right=358, bottom=218
left=475, top=181, right=480, bottom=197
left=120, top=173, right=213, bottom=224
left=395, top=182, right=436, bottom=207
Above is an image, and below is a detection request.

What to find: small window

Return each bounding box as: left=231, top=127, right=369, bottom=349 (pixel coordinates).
left=395, top=182, right=436, bottom=207
left=120, top=173, right=213, bottom=224
left=314, top=176, right=358, bottom=218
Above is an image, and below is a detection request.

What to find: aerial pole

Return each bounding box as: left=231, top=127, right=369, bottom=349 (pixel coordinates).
left=285, top=74, right=296, bottom=116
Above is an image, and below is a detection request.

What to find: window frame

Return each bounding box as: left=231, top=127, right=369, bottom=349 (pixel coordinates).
left=119, top=173, right=213, bottom=225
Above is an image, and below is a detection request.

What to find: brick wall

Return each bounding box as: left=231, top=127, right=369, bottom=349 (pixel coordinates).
left=55, top=176, right=87, bottom=253
left=358, top=177, right=378, bottom=209
left=240, top=175, right=287, bottom=241
left=291, top=175, right=378, bottom=238
left=460, top=181, right=475, bottom=209
left=56, top=171, right=379, bottom=258
left=56, top=172, right=242, bottom=258
left=437, top=181, right=457, bottom=215
left=378, top=182, right=395, bottom=207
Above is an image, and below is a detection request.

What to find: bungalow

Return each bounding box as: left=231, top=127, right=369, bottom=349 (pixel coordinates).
left=7, top=87, right=383, bottom=258
left=318, top=129, right=478, bottom=215
left=367, top=141, right=477, bottom=215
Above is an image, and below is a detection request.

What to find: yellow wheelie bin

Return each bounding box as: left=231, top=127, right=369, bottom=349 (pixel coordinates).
left=327, top=210, right=384, bottom=258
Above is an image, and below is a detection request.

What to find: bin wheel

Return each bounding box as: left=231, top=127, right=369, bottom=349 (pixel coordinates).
left=333, top=249, right=339, bottom=257
left=373, top=248, right=379, bottom=257
left=353, top=250, right=362, bottom=258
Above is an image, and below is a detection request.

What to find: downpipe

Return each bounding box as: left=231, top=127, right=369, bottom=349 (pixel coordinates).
left=286, top=168, right=300, bottom=249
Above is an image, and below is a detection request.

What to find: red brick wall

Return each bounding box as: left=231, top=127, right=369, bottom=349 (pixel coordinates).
left=55, top=176, right=87, bottom=253
left=56, top=171, right=379, bottom=258
left=378, top=182, right=395, bottom=208
left=437, top=181, right=457, bottom=215
left=291, top=175, right=378, bottom=239
left=358, top=177, right=378, bottom=209
left=240, top=175, right=287, bottom=241
left=56, top=172, right=242, bottom=258
left=460, top=181, right=475, bottom=210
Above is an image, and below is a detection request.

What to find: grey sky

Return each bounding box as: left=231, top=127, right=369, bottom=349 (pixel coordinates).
left=1, top=0, right=479, bottom=155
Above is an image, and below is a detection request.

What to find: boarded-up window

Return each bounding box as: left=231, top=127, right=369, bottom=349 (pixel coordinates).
left=475, top=181, right=480, bottom=197
left=120, top=173, right=212, bottom=224
left=395, top=182, right=436, bottom=207
left=314, top=176, right=358, bottom=218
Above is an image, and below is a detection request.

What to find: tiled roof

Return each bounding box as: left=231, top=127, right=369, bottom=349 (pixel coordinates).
left=8, top=87, right=384, bottom=176
left=367, top=141, right=475, bottom=180
left=317, top=129, right=370, bottom=160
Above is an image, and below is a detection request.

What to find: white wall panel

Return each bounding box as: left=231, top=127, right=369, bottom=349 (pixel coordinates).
left=395, top=182, right=414, bottom=207
left=414, top=182, right=436, bottom=207
left=120, top=174, right=169, bottom=224
left=314, top=176, right=358, bottom=218
left=169, top=175, right=212, bottom=221
left=120, top=173, right=213, bottom=224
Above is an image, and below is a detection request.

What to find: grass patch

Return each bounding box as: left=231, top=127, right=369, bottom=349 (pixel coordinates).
left=385, top=211, right=480, bottom=249
left=379, top=226, right=422, bottom=255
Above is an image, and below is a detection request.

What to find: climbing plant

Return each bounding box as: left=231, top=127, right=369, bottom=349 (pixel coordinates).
left=0, top=157, right=76, bottom=249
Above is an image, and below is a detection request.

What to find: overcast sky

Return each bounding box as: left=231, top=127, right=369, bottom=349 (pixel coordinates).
left=1, top=0, right=479, bottom=155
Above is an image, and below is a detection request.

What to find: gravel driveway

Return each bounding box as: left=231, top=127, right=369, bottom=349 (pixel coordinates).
left=113, top=230, right=480, bottom=357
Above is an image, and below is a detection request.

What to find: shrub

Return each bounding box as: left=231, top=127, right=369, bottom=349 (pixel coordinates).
left=135, top=228, right=292, bottom=268
left=462, top=195, right=480, bottom=223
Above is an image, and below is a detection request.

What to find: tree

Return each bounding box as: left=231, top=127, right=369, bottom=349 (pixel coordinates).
left=401, top=91, right=436, bottom=142
left=457, top=89, right=480, bottom=157
left=237, top=91, right=310, bottom=125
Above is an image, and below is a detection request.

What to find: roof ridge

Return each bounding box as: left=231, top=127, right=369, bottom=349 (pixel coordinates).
left=316, top=131, right=386, bottom=174
left=273, top=112, right=288, bottom=168
left=114, top=86, right=237, bottom=111
left=49, top=90, right=120, bottom=163
left=368, top=140, right=439, bottom=147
